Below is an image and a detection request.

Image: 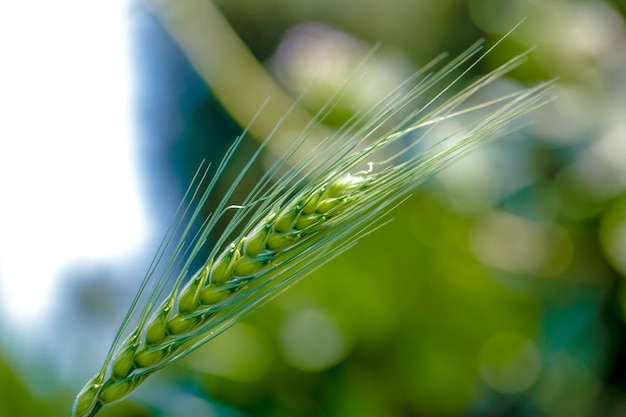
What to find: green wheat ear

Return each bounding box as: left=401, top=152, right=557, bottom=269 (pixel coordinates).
left=72, top=31, right=554, bottom=417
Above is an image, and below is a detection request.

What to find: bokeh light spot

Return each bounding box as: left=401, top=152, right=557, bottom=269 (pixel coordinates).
left=479, top=332, right=541, bottom=394
left=270, top=22, right=412, bottom=126
left=600, top=198, right=626, bottom=276
left=470, top=211, right=574, bottom=277
left=278, top=308, right=348, bottom=372
left=435, top=148, right=498, bottom=213
left=185, top=323, right=273, bottom=382
left=471, top=212, right=548, bottom=273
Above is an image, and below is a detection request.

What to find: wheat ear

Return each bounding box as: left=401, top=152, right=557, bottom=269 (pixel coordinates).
left=72, top=33, right=554, bottom=417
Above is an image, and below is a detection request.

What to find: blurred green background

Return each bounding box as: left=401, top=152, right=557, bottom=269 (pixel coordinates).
left=2, top=0, right=626, bottom=416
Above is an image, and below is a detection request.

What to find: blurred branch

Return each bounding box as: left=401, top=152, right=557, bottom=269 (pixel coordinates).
left=145, top=0, right=333, bottom=160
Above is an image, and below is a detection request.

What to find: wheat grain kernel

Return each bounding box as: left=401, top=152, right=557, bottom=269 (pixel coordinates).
left=199, top=287, right=230, bottom=305
left=295, top=213, right=324, bottom=230
left=325, top=173, right=368, bottom=198
left=111, top=344, right=137, bottom=379
left=145, top=307, right=170, bottom=345
left=100, top=379, right=134, bottom=404
left=232, top=256, right=265, bottom=277
left=243, top=226, right=269, bottom=257
left=210, top=251, right=234, bottom=284
left=316, top=197, right=342, bottom=214
left=134, top=346, right=168, bottom=368
left=274, top=207, right=298, bottom=233
left=178, top=279, right=200, bottom=314
left=167, top=313, right=200, bottom=335
left=300, top=192, right=322, bottom=215
left=266, top=231, right=299, bottom=252
left=73, top=377, right=101, bottom=417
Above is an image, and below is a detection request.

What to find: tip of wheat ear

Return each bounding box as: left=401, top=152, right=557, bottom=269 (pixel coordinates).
left=72, top=35, right=554, bottom=417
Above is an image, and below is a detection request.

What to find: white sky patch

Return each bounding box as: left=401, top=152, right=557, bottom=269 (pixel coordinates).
left=0, top=1, right=145, bottom=325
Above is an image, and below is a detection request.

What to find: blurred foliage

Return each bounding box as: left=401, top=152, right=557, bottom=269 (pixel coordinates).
left=2, top=0, right=626, bottom=416
left=0, top=352, right=56, bottom=417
